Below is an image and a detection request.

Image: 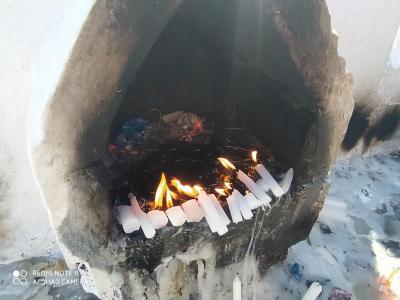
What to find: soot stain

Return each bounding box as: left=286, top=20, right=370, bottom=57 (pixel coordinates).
left=364, top=105, right=400, bottom=147
left=341, top=104, right=370, bottom=151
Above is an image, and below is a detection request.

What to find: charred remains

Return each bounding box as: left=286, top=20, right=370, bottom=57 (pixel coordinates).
left=107, top=112, right=283, bottom=205
left=107, top=110, right=291, bottom=239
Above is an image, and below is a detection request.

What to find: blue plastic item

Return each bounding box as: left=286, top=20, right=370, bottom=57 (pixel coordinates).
left=115, top=118, right=151, bottom=147
left=290, top=263, right=302, bottom=281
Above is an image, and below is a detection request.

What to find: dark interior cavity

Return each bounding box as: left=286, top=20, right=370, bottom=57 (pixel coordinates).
left=112, top=0, right=319, bottom=171
left=341, top=104, right=370, bottom=151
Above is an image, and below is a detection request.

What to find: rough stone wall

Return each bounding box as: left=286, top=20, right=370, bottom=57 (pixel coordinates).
left=31, top=0, right=185, bottom=298
left=272, top=0, right=353, bottom=177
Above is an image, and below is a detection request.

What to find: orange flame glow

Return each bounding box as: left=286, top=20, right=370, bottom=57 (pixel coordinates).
left=154, top=172, right=168, bottom=209
left=193, top=185, right=203, bottom=193
left=171, top=178, right=203, bottom=197
left=171, top=178, right=199, bottom=197
left=215, top=188, right=227, bottom=196
left=151, top=156, right=238, bottom=210
left=170, top=190, right=178, bottom=200
left=166, top=187, right=174, bottom=209
left=217, top=157, right=236, bottom=170
left=251, top=150, right=258, bottom=163
left=224, top=182, right=232, bottom=190
left=153, top=174, right=205, bottom=209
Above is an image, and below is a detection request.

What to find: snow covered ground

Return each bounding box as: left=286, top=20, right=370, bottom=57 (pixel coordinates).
left=1, top=153, right=399, bottom=299
left=262, top=153, right=400, bottom=300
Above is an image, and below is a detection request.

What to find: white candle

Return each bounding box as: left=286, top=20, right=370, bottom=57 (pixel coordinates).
left=181, top=199, right=205, bottom=222
left=129, top=194, right=156, bottom=238
left=279, top=168, right=294, bottom=194
left=115, top=205, right=140, bottom=233
left=204, top=214, right=218, bottom=233
left=255, top=164, right=284, bottom=197
left=237, top=170, right=271, bottom=205
left=165, top=206, right=187, bottom=226
left=233, top=275, right=241, bottom=300
left=301, top=282, right=322, bottom=300
left=198, top=190, right=228, bottom=236
left=244, top=192, right=265, bottom=210
left=198, top=198, right=218, bottom=232
left=147, top=210, right=169, bottom=229
left=256, top=178, right=270, bottom=192
left=209, top=194, right=231, bottom=225
left=232, top=190, right=253, bottom=220
left=227, top=192, right=243, bottom=224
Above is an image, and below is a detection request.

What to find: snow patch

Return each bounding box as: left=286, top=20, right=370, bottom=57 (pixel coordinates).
left=264, top=153, right=400, bottom=299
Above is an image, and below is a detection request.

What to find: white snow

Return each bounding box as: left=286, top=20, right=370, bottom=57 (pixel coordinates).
left=262, top=153, right=400, bottom=300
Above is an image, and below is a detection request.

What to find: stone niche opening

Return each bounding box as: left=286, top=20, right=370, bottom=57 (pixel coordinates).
left=32, top=0, right=353, bottom=298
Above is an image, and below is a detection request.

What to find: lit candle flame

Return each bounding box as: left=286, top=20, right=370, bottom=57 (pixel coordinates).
left=170, top=190, right=178, bottom=200
left=166, top=187, right=174, bottom=209
left=224, top=182, right=232, bottom=190
left=171, top=178, right=200, bottom=197
left=154, top=172, right=167, bottom=209
left=215, top=188, right=227, bottom=196
left=251, top=150, right=258, bottom=163
left=217, top=157, right=236, bottom=170
left=193, top=185, right=203, bottom=193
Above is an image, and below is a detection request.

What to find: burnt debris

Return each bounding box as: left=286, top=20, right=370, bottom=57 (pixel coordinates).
left=106, top=111, right=285, bottom=233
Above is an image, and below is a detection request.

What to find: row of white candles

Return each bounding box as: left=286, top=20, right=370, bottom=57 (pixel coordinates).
left=116, top=164, right=294, bottom=238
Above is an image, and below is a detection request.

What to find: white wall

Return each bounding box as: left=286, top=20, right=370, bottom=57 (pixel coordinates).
left=327, top=0, right=400, bottom=106
left=0, top=0, right=94, bottom=263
